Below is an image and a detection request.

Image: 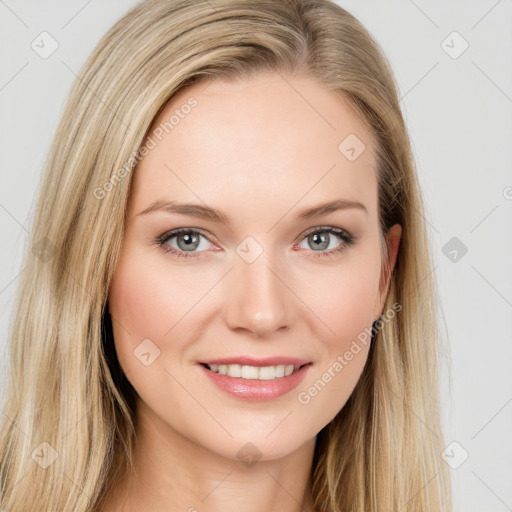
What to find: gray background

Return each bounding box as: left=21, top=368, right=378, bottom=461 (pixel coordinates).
left=1, top=1, right=511, bottom=510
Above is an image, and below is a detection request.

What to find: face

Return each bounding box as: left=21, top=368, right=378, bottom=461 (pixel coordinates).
left=108, top=71, right=401, bottom=461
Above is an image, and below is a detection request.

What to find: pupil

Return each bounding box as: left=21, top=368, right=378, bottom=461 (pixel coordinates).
left=310, top=232, right=328, bottom=250
left=178, top=232, right=198, bottom=250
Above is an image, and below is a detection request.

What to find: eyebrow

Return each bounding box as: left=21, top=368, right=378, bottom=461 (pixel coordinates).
left=138, top=198, right=367, bottom=224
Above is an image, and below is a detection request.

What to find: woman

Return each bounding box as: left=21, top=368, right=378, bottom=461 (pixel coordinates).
left=0, top=1, right=452, bottom=510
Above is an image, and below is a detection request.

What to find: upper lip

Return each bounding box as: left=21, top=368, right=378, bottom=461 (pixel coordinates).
left=198, top=356, right=311, bottom=367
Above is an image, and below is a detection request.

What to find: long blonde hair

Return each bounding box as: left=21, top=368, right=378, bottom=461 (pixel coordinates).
left=0, top=1, right=451, bottom=510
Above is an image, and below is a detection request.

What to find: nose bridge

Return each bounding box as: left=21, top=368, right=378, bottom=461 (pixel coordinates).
left=224, top=244, right=291, bottom=335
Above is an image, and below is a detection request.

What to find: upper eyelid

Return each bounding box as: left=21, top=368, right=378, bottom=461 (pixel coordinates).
left=301, top=225, right=348, bottom=236
left=164, top=227, right=217, bottom=245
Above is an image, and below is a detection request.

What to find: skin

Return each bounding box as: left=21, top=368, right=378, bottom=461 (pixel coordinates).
left=104, top=71, right=401, bottom=512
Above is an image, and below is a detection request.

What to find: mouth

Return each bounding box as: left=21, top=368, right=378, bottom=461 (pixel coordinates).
left=197, top=360, right=313, bottom=401
left=199, top=362, right=311, bottom=381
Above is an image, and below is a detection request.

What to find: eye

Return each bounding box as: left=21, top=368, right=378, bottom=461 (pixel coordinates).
left=154, top=226, right=357, bottom=260
left=156, top=228, right=215, bottom=259
left=296, top=226, right=356, bottom=258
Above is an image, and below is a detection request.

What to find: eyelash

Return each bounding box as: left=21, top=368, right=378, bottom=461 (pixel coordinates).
left=154, top=226, right=357, bottom=260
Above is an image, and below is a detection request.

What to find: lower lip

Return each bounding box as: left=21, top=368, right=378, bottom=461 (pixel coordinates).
left=197, top=363, right=312, bottom=401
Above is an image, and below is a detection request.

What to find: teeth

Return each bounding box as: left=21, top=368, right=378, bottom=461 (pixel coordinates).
left=207, top=363, right=299, bottom=380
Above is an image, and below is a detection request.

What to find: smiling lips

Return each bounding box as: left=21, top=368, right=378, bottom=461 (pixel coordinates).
left=197, top=355, right=313, bottom=401
left=198, top=355, right=311, bottom=380
left=198, top=356, right=311, bottom=366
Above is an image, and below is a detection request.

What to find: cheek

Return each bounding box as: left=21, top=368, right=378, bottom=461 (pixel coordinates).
left=332, top=273, right=378, bottom=340
left=296, top=253, right=381, bottom=344
left=107, top=249, right=175, bottom=375
left=292, top=254, right=379, bottom=418
left=295, top=271, right=377, bottom=423
left=109, top=259, right=168, bottom=342
left=107, top=248, right=217, bottom=373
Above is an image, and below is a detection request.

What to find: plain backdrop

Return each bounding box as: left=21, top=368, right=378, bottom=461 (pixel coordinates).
left=1, top=1, right=511, bottom=511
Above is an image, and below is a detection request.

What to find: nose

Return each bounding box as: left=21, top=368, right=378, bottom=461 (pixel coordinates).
left=223, top=251, right=293, bottom=337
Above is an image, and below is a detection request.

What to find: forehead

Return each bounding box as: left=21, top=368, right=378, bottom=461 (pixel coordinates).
left=129, top=72, right=378, bottom=218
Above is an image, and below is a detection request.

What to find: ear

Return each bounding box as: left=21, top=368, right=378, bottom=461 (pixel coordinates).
left=377, top=223, right=402, bottom=314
